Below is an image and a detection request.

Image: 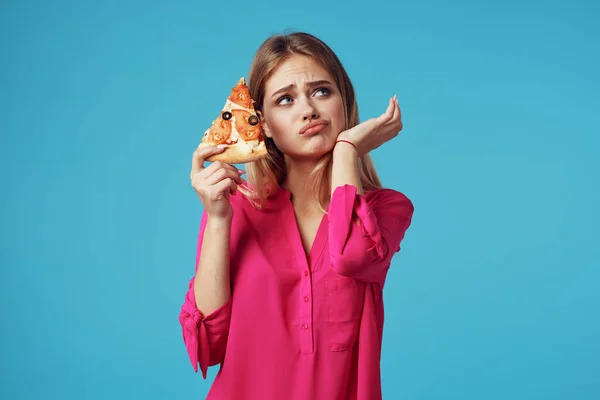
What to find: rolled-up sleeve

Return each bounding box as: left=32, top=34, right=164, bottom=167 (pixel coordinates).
left=179, top=277, right=232, bottom=378
left=328, top=184, right=414, bottom=283
left=178, top=212, right=232, bottom=378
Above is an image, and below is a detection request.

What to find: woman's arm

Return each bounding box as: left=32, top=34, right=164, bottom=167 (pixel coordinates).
left=194, top=214, right=232, bottom=315
left=181, top=145, right=243, bottom=377
left=328, top=96, right=412, bottom=283
left=179, top=212, right=234, bottom=378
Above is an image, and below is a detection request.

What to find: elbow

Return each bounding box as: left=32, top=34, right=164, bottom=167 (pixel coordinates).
left=178, top=308, right=202, bottom=373
left=178, top=292, right=231, bottom=378
left=330, top=238, right=390, bottom=281
left=178, top=310, right=215, bottom=378
left=208, top=345, right=226, bottom=367
left=179, top=300, right=202, bottom=339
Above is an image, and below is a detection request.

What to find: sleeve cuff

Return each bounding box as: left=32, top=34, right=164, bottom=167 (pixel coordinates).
left=179, top=279, right=232, bottom=378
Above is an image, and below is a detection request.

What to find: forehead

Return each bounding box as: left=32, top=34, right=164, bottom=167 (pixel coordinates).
left=264, top=54, right=334, bottom=94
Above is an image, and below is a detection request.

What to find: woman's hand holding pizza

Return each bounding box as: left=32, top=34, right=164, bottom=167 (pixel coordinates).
left=190, top=144, right=245, bottom=220
left=336, top=95, right=402, bottom=156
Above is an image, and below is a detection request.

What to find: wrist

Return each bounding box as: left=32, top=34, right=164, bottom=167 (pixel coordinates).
left=334, top=139, right=358, bottom=156
left=206, top=212, right=233, bottom=228
left=333, top=141, right=359, bottom=171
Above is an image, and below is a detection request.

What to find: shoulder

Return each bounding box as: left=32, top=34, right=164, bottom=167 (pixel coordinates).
left=228, top=190, right=255, bottom=221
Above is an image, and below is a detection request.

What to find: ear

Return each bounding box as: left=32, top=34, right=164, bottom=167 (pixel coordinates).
left=257, top=110, right=272, bottom=138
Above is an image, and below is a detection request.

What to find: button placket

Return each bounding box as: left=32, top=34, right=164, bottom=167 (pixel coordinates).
left=299, top=267, right=314, bottom=354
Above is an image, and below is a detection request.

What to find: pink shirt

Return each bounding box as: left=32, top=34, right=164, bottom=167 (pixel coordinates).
left=179, top=184, right=414, bottom=399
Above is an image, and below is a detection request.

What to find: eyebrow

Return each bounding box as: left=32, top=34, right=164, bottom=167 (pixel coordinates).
left=270, top=80, right=333, bottom=99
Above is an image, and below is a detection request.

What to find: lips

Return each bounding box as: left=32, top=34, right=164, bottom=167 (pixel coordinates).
left=299, top=120, right=329, bottom=136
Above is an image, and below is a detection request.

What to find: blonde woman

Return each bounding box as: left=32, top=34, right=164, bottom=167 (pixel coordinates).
left=180, top=31, right=414, bottom=400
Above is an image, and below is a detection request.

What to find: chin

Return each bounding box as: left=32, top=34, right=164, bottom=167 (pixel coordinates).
left=286, top=147, right=332, bottom=162
left=277, top=134, right=337, bottom=160
left=302, top=136, right=335, bottom=156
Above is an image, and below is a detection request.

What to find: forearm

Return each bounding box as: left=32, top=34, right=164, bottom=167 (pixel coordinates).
left=193, top=216, right=232, bottom=316
left=331, top=142, right=363, bottom=197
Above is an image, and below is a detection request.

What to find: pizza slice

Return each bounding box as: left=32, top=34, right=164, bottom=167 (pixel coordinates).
left=199, top=77, right=268, bottom=164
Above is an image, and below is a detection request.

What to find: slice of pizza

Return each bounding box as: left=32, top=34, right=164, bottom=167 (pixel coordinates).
left=199, top=77, right=268, bottom=164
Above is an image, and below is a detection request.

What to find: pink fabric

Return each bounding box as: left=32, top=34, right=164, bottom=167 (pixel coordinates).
left=179, top=184, right=414, bottom=399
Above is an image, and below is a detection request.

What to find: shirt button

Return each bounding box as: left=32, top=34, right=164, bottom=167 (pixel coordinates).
left=304, top=296, right=309, bottom=303
left=302, top=323, right=308, bottom=330
left=304, top=270, right=309, bottom=277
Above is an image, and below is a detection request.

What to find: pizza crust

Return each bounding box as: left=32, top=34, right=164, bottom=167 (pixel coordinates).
left=200, top=140, right=268, bottom=164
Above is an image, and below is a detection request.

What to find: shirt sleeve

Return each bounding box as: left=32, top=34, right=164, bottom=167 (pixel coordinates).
left=328, top=184, right=414, bottom=283
left=178, top=211, right=232, bottom=379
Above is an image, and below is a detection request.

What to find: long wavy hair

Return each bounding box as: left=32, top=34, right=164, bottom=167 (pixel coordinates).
left=239, top=32, right=382, bottom=211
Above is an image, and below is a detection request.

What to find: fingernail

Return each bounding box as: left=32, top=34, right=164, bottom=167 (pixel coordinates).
left=217, top=144, right=229, bottom=149
left=238, top=169, right=246, bottom=175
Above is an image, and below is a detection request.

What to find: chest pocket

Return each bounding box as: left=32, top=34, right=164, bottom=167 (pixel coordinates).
left=325, top=277, right=364, bottom=351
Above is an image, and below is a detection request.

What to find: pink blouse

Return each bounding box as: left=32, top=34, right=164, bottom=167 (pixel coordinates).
left=179, top=184, right=414, bottom=399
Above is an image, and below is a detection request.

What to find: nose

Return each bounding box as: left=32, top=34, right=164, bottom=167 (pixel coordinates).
left=301, top=100, right=319, bottom=121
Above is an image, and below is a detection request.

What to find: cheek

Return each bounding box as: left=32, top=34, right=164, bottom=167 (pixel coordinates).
left=266, top=116, right=288, bottom=140
left=265, top=112, right=294, bottom=146
left=269, top=119, right=294, bottom=152
left=330, top=99, right=346, bottom=132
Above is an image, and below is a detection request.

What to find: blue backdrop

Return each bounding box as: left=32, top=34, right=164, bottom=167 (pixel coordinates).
left=2, top=0, right=598, bottom=399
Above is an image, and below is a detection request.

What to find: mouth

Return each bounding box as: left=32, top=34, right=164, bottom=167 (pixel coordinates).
left=299, top=120, right=329, bottom=136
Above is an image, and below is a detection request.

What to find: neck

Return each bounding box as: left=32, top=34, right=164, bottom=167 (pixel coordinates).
left=282, top=156, right=327, bottom=208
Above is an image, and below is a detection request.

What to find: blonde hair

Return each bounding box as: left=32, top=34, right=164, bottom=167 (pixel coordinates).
left=240, top=31, right=382, bottom=211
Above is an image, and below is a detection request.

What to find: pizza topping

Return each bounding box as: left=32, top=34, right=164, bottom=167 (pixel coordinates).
left=222, top=111, right=232, bottom=120
left=206, top=116, right=232, bottom=145
left=248, top=115, right=259, bottom=125
left=232, top=109, right=262, bottom=142
left=228, top=82, right=253, bottom=109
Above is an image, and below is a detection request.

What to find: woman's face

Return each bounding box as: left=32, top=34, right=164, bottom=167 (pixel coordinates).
left=260, top=54, right=345, bottom=160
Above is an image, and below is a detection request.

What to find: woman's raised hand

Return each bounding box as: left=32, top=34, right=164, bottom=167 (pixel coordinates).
left=336, top=95, right=402, bottom=157
left=190, top=145, right=245, bottom=219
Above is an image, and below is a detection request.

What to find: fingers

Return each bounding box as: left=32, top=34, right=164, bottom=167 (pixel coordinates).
left=205, top=164, right=245, bottom=186
left=212, top=177, right=238, bottom=197
left=190, top=144, right=229, bottom=179
left=391, top=95, right=399, bottom=121
left=374, top=96, right=396, bottom=126
left=190, top=156, right=245, bottom=199
left=383, top=95, right=403, bottom=132
left=191, top=169, right=242, bottom=197
left=202, top=160, right=240, bottom=179
left=195, top=177, right=237, bottom=202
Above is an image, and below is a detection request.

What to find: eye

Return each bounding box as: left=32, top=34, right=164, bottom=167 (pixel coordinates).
left=315, top=87, right=331, bottom=97
left=222, top=111, right=232, bottom=120
left=276, top=95, right=292, bottom=105
left=248, top=115, right=259, bottom=125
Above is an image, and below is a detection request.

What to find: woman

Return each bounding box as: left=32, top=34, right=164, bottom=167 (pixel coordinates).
left=179, top=31, right=414, bottom=400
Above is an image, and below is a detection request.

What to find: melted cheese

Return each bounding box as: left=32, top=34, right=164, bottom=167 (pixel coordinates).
left=225, top=127, right=260, bottom=150
left=223, top=100, right=261, bottom=148
left=224, top=99, right=253, bottom=113
left=246, top=138, right=260, bottom=149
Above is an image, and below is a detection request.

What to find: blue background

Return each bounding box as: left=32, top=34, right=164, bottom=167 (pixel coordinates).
left=2, top=0, right=598, bottom=399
